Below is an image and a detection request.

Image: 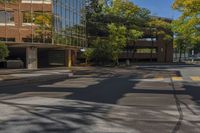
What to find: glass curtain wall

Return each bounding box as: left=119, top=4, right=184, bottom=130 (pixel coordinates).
left=53, top=0, right=86, bottom=47
left=0, top=0, right=86, bottom=47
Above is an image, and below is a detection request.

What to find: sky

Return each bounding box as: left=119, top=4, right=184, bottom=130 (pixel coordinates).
left=131, top=0, right=181, bottom=19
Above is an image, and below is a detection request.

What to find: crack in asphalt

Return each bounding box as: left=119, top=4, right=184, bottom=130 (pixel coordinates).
left=170, top=77, right=184, bottom=133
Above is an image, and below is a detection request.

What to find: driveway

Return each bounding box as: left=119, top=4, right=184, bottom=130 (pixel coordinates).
left=0, top=65, right=200, bottom=133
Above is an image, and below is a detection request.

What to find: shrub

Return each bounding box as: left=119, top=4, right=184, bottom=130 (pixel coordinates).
left=0, top=43, right=9, bottom=61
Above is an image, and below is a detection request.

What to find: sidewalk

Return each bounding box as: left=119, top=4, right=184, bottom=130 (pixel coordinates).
left=0, top=68, right=73, bottom=86
left=0, top=67, right=72, bottom=75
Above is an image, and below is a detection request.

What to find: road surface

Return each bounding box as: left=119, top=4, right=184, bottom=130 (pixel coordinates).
left=0, top=65, right=200, bottom=133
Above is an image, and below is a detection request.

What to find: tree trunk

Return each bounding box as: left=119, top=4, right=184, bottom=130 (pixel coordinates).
left=132, top=41, right=136, bottom=62
left=164, top=43, right=167, bottom=62
left=179, top=45, right=182, bottom=63
left=85, top=58, right=88, bottom=64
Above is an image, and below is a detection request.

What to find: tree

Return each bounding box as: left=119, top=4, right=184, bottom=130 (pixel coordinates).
left=172, top=0, right=200, bottom=61
left=0, top=43, right=9, bottom=61
left=173, top=35, right=187, bottom=62
left=108, top=23, right=127, bottom=65
left=86, top=0, right=107, bottom=37
left=92, top=37, right=113, bottom=65
left=86, top=0, right=150, bottom=38
left=86, top=0, right=151, bottom=65
left=82, top=48, right=93, bottom=64
left=128, top=29, right=143, bottom=60
left=172, top=0, right=200, bottom=44
left=149, top=18, right=173, bottom=62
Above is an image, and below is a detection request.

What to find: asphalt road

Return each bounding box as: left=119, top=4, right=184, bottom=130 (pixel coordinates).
left=0, top=65, right=200, bottom=133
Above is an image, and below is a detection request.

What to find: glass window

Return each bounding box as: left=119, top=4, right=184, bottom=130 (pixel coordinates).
left=0, top=11, right=14, bottom=24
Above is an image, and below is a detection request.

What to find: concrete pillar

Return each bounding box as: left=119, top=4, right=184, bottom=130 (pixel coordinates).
left=26, top=47, right=38, bottom=69
left=65, top=49, right=72, bottom=68
left=72, top=50, right=77, bottom=66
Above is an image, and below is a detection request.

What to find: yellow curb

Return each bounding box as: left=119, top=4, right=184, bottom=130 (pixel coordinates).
left=190, top=76, right=200, bottom=81
left=172, top=77, right=183, bottom=81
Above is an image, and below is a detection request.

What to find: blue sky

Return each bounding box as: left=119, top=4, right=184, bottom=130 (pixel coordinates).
left=131, top=0, right=181, bottom=19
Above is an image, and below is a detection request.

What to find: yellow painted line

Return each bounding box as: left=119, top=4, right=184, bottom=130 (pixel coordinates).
left=190, top=76, right=200, bottom=81
left=172, top=77, right=183, bottom=81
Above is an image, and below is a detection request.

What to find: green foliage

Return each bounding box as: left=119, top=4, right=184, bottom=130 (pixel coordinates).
left=108, top=23, right=127, bottom=64
left=149, top=18, right=173, bottom=42
left=128, top=29, right=143, bottom=41
left=172, top=0, right=200, bottom=45
left=82, top=48, right=94, bottom=64
left=0, top=43, right=9, bottom=61
left=86, top=0, right=150, bottom=65
left=172, top=0, right=200, bottom=62
left=86, top=0, right=150, bottom=38
left=92, top=38, right=113, bottom=64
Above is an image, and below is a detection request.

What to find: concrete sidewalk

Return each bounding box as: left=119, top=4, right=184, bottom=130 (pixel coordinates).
left=0, top=68, right=73, bottom=86
left=0, top=67, right=71, bottom=75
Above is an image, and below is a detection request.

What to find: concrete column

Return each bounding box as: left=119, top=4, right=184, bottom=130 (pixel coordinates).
left=72, top=50, right=77, bottom=66
left=65, top=49, right=72, bottom=68
left=26, top=47, right=38, bottom=69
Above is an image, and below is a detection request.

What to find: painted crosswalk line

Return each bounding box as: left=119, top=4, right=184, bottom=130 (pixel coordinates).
left=190, top=76, right=200, bottom=81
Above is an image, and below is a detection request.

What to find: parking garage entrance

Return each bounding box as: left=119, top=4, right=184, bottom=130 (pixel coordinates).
left=8, top=46, right=77, bottom=69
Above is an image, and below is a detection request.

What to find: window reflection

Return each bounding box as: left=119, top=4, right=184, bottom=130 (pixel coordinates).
left=0, top=0, right=86, bottom=47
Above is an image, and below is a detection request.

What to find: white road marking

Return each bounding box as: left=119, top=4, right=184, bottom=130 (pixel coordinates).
left=129, top=78, right=167, bottom=82
left=129, top=76, right=200, bottom=82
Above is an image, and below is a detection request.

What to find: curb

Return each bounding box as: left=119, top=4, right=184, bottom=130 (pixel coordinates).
left=0, top=72, right=74, bottom=87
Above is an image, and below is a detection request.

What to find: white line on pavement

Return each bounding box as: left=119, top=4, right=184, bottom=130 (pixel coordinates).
left=129, top=78, right=169, bottom=82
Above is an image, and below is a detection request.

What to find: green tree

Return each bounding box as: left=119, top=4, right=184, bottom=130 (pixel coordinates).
left=128, top=29, right=143, bottom=60
left=92, top=37, right=113, bottom=65
left=0, top=43, right=9, bottom=61
left=173, top=34, right=190, bottom=62
left=149, top=18, right=173, bottom=62
left=108, top=23, right=127, bottom=65
left=82, top=48, right=94, bottom=64
left=86, top=0, right=150, bottom=64
left=172, top=0, right=200, bottom=44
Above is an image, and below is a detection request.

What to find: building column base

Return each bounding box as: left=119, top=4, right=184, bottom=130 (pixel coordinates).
left=26, top=47, right=38, bottom=69
left=65, top=49, right=72, bottom=68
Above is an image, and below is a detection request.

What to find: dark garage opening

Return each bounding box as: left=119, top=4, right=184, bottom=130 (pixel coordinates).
left=8, top=48, right=26, bottom=68
left=38, top=49, right=66, bottom=68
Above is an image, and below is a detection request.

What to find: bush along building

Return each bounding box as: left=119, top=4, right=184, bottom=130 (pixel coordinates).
left=0, top=0, right=86, bottom=69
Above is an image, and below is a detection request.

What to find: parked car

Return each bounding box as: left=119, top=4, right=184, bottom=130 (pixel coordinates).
left=7, top=60, right=24, bottom=69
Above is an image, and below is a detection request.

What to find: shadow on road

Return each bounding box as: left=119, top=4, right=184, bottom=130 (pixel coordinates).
left=0, top=66, right=199, bottom=133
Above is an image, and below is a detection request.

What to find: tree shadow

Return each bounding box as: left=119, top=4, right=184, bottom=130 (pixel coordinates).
left=0, top=66, right=199, bottom=133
